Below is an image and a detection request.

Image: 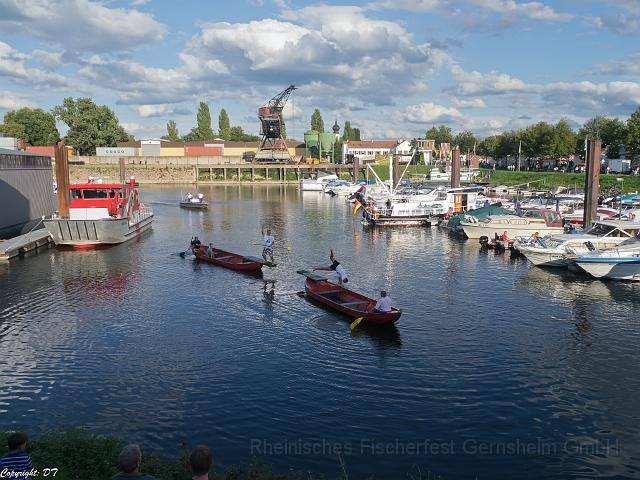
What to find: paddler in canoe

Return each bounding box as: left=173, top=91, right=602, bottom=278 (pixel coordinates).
left=313, top=249, right=348, bottom=285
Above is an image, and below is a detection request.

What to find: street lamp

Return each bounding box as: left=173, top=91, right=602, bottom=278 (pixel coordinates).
left=616, top=177, right=624, bottom=218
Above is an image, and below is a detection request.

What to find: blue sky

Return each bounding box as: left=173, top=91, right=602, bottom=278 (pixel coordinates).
left=0, top=0, right=638, bottom=142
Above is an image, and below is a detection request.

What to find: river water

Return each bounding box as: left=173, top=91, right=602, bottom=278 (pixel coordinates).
left=1, top=185, right=639, bottom=479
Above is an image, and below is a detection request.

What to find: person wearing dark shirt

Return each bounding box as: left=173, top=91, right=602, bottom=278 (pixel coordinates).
left=111, top=444, right=156, bottom=480
left=189, top=445, right=213, bottom=480
left=0, top=432, right=33, bottom=474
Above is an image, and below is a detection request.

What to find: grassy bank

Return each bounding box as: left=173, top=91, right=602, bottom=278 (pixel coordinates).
left=0, top=431, right=331, bottom=480
left=478, top=169, right=640, bottom=193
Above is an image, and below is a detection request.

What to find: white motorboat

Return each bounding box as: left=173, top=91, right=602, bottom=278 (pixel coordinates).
left=324, top=180, right=362, bottom=196
left=460, top=209, right=564, bottom=240
left=575, top=238, right=640, bottom=281
left=299, top=173, right=339, bottom=191
left=515, top=230, right=635, bottom=268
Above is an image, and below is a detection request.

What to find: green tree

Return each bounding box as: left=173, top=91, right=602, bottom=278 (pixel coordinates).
left=166, top=120, right=179, bottom=142
left=352, top=127, right=361, bottom=141
left=52, top=98, right=130, bottom=155
left=0, top=122, right=25, bottom=141
left=577, top=116, right=628, bottom=158
left=550, top=118, right=576, bottom=156
left=628, top=108, right=640, bottom=157
left=228, top=126, right=260, bottom=142
left=218, top=109, right=230, bottom=140
left=453, top=130, right=477, bottom=154
left=1, top=107, right=59, bottom=145
left=425, top=125, right=453, bottom=148
left=311, top=109, right=324, bottom=133
left=478, top=135, right=500, bottom=157
left=196, top=101, right=215, bottom=140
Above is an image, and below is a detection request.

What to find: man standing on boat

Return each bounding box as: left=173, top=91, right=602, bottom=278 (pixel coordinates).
left=262, top=227, right=275, bottom=264
left=313, top=249, right=348, bottom=285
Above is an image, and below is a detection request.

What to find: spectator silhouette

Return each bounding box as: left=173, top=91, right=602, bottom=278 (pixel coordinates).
left=0, top=432, right=33, bottom=474
left=112, top=444, right=156, bottom=480
left=190, top=445, right=213, bottom=480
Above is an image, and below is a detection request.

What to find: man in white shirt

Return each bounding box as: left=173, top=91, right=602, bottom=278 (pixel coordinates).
left=373, top=291, right=392, bottom=312
left=313, top=249, right=348, bottom=285
left=262, top=227, right=275, bottom=264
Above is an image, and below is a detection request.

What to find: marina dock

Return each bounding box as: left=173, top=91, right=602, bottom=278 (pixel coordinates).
left=0, top=228, right=52, bottom=261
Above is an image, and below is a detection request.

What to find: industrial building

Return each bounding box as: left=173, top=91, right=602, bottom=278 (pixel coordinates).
left=0, top=148, right=55, bottom=239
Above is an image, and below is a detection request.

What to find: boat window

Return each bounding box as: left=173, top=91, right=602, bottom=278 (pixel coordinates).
left=524, top=210, right=543, bottom=219
left=82, top=189, right=109, bottom=199
left=71, top=189, right=82, bottom=198
left=544, top=211, right=562, bottom=224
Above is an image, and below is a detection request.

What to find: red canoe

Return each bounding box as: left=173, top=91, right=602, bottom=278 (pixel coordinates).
left=297, top=270, right=401, bottom=325
left=193, top=245, right=264, bottom=271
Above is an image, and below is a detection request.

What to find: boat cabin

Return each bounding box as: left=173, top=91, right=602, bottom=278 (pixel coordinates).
left=68, top=183, right=127, bottom=220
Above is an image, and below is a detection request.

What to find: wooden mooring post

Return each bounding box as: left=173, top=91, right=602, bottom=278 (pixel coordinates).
left=583, top=139, right=601, bottom=227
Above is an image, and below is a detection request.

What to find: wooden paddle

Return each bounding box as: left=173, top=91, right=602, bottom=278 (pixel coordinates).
left=250, top=241, right=292, bottom=251
left=350, top=317, right=364, bottom=330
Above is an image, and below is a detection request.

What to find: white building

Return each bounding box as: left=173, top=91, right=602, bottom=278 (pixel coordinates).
left=342, top=140, right=412, bottom=163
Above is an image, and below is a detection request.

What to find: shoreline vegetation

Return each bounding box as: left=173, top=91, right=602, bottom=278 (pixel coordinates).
left=68, top=163, right=640, bottom=193
left=0, top=430, right=336, bottom=480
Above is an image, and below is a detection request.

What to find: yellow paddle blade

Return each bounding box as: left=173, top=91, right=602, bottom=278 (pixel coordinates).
left=286, top=244, right=292, bottom=251
left=250, top=241, right=257, bottom=246
left=350, top=317, right=364, bottom=330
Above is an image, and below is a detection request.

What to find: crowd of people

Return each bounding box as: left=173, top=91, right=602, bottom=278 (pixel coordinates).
left=0, top=432, right=213, bottom=480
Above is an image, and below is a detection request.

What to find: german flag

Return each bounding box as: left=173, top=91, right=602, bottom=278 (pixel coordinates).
left=353, top=199, right=362, bottom=217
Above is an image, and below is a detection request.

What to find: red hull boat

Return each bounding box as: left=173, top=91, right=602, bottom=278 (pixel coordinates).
left=297, top=270, right=401, bottom=325
left=193, top=245, right=264, bottom=271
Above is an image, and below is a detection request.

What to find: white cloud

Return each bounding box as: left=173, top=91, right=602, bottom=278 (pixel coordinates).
left=0, top=90, right=37, bottom=110
left=593, top=54, right=640, bottom=76
left=0, top=41, right=68, bottom=88
left=0, top=0, right=166, bottom=52
left=397, top=102, right=464, bottom=123
left=451, top=97, right=487, bottom=108
left=136, top=104, right=191, bottom=118
left=368, top=0, right=447, bottom=11
left=470, top=0, right=573, bottom=21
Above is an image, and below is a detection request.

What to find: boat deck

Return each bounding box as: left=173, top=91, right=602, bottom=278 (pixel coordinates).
left=0, top=228, right=52, bottom=261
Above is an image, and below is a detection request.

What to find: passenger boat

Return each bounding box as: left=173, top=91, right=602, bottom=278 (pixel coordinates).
left=297, top=270, right=401, bottom=324
left=574, top=238, right=640, bottom=281
left=460, top=209, right=564, bottom=239
left=43, top=177, right=153, bottom=246
left=180, top=192, right=208, bottom=209
left=192, top=245, right=263, bottom=271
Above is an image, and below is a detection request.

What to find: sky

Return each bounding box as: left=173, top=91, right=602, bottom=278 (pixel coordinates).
left=0, top=0, right=639, bottom=142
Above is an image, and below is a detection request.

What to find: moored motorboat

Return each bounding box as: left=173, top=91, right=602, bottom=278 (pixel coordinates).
left=193, top=245, right=264, bottom=271
left=574, top=238, right=640, bottom=280
left=460, top=209, right=564, bottom=239
left=515, top=218, right=640, bottom=267
left=297, top=270, right=401, bottom=324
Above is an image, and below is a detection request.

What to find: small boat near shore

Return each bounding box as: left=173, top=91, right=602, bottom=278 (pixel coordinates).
left=180, top=192, right=208, bottom=209
left=192, top=245, right=264, bottom=271
left=297, top=270, right=402, bottom=325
